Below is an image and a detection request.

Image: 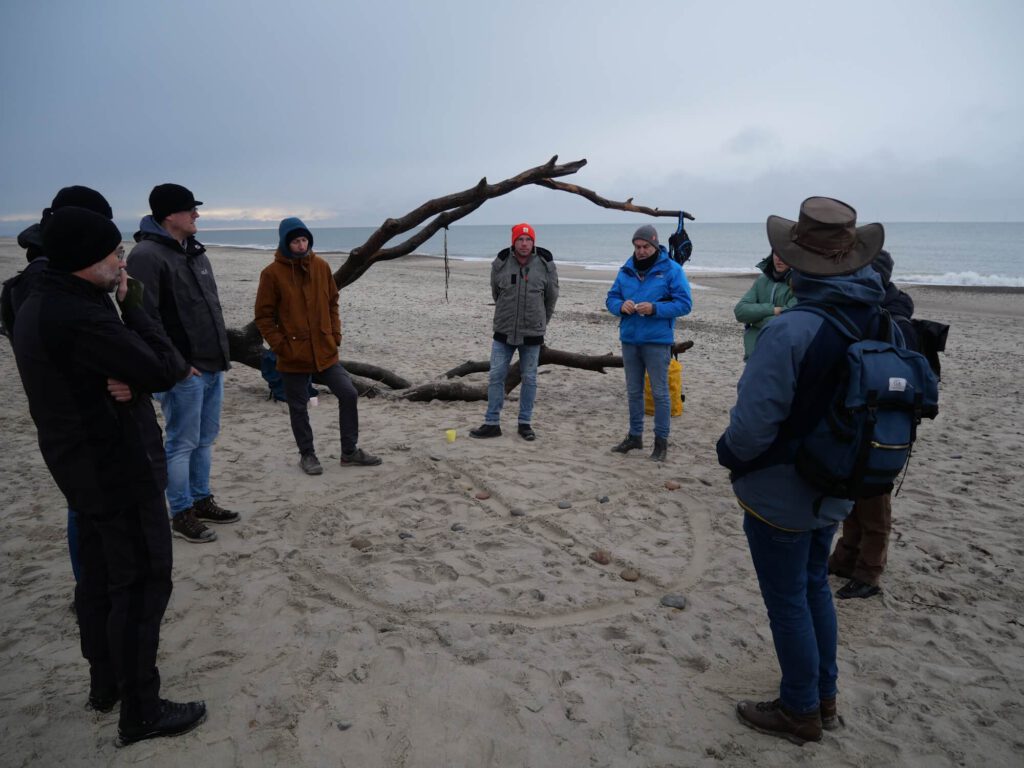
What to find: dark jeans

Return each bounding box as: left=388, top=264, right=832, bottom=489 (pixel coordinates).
left=743, top=513, right=838, bottom=714
left=282, top=363, right=359, bottom=455
left=829, top=493, right=892, bottom=586
left=75, top=494, right=173, bottom=724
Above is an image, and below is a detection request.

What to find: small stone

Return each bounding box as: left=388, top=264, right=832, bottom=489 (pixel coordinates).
left=558, top=500, right=572, bottom=509
left=510, top=508, right=526, bottom=517
left=475, top=491, right=491, bottom=500
left=399, top=532, right=414, bottom=540
left=450, top=523, right=466, bottom=532
left=950, top=454, right=963, bottom=459
left=429, top=455, right=442, bottom=462
left=590, top=549, right=612, bottom=565
left=664, top=480, right=681, bottom=491
left=660, top=594, right=687, bottom=610
left=620, top=568, right=640, bottom=582
left=597, top=495, right=610, bottom=504
left=336, top=721, right=353, bottom=731
left=529, top=589, right=546, bottom=602
left=350, top=537, right=372, bottom=551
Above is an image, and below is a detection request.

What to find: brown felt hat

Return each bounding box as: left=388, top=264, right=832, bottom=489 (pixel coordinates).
left=767, top=197, right=884, bottom=276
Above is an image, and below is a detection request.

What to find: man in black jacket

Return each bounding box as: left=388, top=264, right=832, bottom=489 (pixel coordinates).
left=127, top=184, right=238, bottom=543
left=13, top=206, right=206, bottom=746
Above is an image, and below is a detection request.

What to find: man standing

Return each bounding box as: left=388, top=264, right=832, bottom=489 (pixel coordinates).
left=717, top=197, right=886, bottom=745
left=13, top=205, right=206, bottom=746
left=254, top=217, right=381, bottom=474
left=128, top=184, right=239, bottom=543
left=470, top=223, right=559, bottom=441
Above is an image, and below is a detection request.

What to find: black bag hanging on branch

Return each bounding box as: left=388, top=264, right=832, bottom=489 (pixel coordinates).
left=668, top=212, right=693, bottom=266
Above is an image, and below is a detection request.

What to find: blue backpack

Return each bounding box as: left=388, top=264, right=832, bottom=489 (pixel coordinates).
left=791, top=305, right=939, bottom=499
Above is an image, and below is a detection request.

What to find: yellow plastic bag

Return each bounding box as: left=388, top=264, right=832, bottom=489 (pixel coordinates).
left=644, top=358, right=684, bottom=417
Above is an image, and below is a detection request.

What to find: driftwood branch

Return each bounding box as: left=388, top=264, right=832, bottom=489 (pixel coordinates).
left=334, top=155, right=587, bottom=288
left=533, top=179, right=695, bottom=221
left=405, top=341, right=694, bottom=402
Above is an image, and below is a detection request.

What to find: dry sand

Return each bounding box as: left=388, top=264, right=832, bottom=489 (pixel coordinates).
left=1, top=239, right=1022, bottom=767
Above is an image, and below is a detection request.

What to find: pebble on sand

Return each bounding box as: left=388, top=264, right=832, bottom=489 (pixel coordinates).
left=590, top=549, right=612, bottom=565
left=475, top=491, right=491, bottom=500
left=664, top=480, right=681, bottom=491
left=620, top=568, right=640, bottom=582
left=399, top=532, right=415, bottom=540
left=558, top=500, right=572, bottom=509
left=510, top=508, right=526, bottom=517
left=660, top=594, right=687, bottom=610
left=451, top=523, right=466, bottom=532
left=597, top=495, right=610, bottom=504
left=350, top=537, right=373, bottom=551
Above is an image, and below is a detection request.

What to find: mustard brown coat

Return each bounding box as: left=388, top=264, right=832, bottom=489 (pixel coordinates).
left=254, top=250, right=342, bottom=373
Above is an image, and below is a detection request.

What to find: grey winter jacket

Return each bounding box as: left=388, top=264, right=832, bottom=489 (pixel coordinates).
left=127, top=216, right=231, bottom=373
left=490, top=247, right=559, bottom=346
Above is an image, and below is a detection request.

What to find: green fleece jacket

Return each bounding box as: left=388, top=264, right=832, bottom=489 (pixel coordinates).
left=734, top=256, right=797, bottom=360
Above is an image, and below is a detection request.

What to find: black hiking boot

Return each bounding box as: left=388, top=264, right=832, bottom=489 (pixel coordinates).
left=340, top=447, right=382, bottom=466
left=470, top=424, right=502, bottom=439
left=299, top=452, right=324, bottom=475
left=836, top=578, right=881, bottom=600
left=116, top=699, right=207, bottom=747
left=650, top=437, right=668, bottom=462
left=612, top=434, right=643, bottom=453
left=193, top=495, right=240, bottom=524
left=517, top=423, right=536, bottom=441
left=171, top=509, right=217, bottom=543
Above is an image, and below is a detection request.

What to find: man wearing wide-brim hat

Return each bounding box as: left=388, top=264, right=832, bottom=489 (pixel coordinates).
left=716, top=197, right=887, bottom=745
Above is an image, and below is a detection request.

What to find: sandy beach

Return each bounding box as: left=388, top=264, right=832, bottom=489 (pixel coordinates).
left=1, top=238, right=1022, bottom=767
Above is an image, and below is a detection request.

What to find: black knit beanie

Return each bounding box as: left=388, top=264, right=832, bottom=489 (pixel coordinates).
left=42, top=207, right=123, bottom=273
left=43, top=185, right=113, bottom=220
left=149, top=183, right=203, bottom=221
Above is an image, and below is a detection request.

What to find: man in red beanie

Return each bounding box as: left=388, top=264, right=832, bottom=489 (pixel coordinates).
left=470, top=223, right=559, bottom=441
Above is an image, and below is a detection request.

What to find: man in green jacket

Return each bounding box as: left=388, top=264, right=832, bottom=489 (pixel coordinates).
left=734, top=252, right=798, bottom=360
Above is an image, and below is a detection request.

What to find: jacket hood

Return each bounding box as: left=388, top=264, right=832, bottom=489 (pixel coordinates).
left=133, top=215, right=205, bottom=256
left=791, top=265, right=885, bottom=308
left=278, top=216, right=313, bottom=256
left=756, top=254, right=790, bottom=282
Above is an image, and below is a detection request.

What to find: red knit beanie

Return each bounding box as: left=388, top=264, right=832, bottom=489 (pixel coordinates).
left=511, top=222, right=536, bottom=244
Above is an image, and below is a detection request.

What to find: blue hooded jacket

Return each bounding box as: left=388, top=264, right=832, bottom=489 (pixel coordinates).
left=605, top=247, right=693, bottom=344
left=716, top=265, right=886, bottom=530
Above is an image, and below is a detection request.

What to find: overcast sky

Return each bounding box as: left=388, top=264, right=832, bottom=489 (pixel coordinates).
left=2, top=0, right=1022, bottom=233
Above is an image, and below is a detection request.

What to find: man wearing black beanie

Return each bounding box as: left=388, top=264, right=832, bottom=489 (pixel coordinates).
left=127, top=183, right=238, bottom=544
left=12, top=205, right=207, bottom=746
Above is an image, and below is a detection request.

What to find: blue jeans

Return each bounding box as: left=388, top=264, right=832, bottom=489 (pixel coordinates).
left=154, top=370, right=224, bottom=517
left=484, top=341, right=540, bottom=425
left=743, top=513, right=839, bottom=714
left=621, top=343, right=671, bottom=439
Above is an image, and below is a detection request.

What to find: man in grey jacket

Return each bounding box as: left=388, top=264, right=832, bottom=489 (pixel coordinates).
left=470, top=223, right=558, bottom=441
left=127, top=184, right=239, bottom=544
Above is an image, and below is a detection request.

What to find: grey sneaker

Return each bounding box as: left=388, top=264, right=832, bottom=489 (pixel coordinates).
left=300, top=453, right=324, bottom=475
left=171, top=509, right=217, bottom=543
left=193, top=495, right=239, bottom=524
left=340, top=447, right=382, bottom=466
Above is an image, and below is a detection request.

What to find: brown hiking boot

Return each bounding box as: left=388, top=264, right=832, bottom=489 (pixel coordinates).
left=820, top=697, right=840, bottom=731
left=736, top=698, right=823, bottom=745
left=193, top=495, right=240, bottom=524
left=171, top=509, right=217, bottom=543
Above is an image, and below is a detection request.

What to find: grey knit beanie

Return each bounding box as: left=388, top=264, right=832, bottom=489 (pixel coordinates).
left=632, top=224, right=659, bottom=248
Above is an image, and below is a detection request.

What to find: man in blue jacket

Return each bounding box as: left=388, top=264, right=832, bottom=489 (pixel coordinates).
left=717, top=197, right=886, bottom=745
left=606, top=225, right=692, bottom=461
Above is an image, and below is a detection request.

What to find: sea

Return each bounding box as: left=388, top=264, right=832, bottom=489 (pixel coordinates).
left=198, top=222, right=1024, bottom=287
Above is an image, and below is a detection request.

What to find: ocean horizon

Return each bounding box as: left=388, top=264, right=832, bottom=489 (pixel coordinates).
left=189, top=222, right=1024, bottom=288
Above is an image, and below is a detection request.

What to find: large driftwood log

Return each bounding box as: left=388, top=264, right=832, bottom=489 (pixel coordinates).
left=405, top=341, right=694, bottom=402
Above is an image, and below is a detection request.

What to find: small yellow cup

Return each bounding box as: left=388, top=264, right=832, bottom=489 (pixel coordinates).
left=446, top=429, right=457, bottom=443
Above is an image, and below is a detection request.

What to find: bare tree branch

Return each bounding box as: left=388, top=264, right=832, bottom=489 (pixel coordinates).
left=533, top=179, right=695, bottom=220
left=334, top=156, right=587, bottom=287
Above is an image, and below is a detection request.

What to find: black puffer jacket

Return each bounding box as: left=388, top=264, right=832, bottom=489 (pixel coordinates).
left=127, top=216, right=230, bottom=372
left=12, top=271, right=189, bottom=515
